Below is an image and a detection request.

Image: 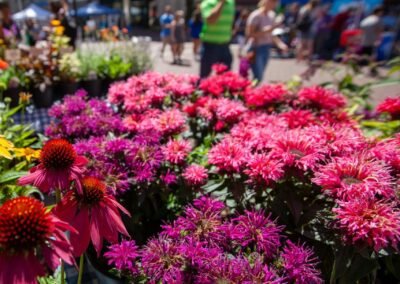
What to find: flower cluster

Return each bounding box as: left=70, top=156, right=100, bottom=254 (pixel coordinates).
left=105, top=196, right=323, bottom=284
left=46, top=89, right=125, bottom=141
left=376, top=96, right=400, bottom=120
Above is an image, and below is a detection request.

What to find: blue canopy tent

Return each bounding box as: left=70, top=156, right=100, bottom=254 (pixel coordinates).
left=12, top=4, right=52, bottom=21
left=70, top=2, right=121, bottom=17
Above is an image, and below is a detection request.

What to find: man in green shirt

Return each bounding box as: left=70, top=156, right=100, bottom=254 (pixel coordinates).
left=200, top=0, right=235, bottom=78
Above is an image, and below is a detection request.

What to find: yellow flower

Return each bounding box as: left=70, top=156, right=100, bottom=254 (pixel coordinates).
left=51, top=19, right=61, bottom=27
left=19, top=92, right=32, bottom=104
left=0, top=136, right=14, bottom=159
left=13, top=147, right=41, bottom=162
left=55, top=26, right=65, bottom=36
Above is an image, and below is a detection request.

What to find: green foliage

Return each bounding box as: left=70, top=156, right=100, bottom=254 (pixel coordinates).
left=0, top=100, right=42, bottom=204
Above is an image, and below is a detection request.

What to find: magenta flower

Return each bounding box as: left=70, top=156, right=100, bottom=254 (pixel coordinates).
left=281, top=240, right=323, bottom=284
left=208, top=138, right=249, bottom=173
left=182, top=164, right=208, bottom=186
left=162, top=197, right=226, bottom=244
left=54, top=177, right=130, bottom=256
left=19, top=139, right=88, bottom=193
left=0, top=197, right=76, bottom=284
left=333, top=199, right=400, bottom=251
left=141, top=236, right=186, bottom=283
left=104, top=240, right=139, bottom=274
left=244, top=153, right=284, bottom=185
left=162, top=139, right=192, bottom=165
left=230, top=211, right=284, bottom=258
left=312, top=153, right=394, bottom=200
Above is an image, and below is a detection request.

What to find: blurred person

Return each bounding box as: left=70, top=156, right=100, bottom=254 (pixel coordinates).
left=23, top=19, right=38, bottom=46
left=0, top=2, right=21, bottom=44
left=296, top=0, right=319, bottom=61
left=50, top=0, right=77, bottom=46
left=171, top=10, right=186, bottom=65
left=360, top=6, right=384, bottom=59
left=234, top=9, right=250, bottom=53
left=246, top=0, right=288, bottom=83
left=200, top=0, right=235, bottom=78
left=159, top=5, right=174, bottom=58
left=313, top=5, right=332, bottom=60
left=330, top=7, right=355, bottom=54
left=284, top=3, right=300, bottom=47
left=189, top=9, right=203, bottom=61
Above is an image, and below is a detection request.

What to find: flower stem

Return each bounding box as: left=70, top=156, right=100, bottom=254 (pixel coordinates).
left=77, top=254, right=85, bottom=284
left=55, top=188, right=65, bottom=284
left=55, top=188, right=62, bottom=203
left=60, top=262, right=65, bottom=284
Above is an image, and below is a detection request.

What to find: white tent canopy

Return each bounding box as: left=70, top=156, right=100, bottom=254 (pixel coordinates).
left=13, top=4, right=51, bottom=21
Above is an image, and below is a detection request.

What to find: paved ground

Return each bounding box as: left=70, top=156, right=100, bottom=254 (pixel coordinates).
left=148, top=41, right=399, bottom=106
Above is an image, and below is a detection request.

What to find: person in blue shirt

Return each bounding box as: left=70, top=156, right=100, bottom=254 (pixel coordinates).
left=160, top=5, right=174, bottom=58
left=189, top=9, right=203, bottom=61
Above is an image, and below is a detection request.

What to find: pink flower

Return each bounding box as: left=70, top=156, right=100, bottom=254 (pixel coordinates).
left=162, top=139, right=192, bottom=165
left=281, top=109, right=315, bottom=129
left=371, top=135, right=400, bottom=174
left=161, top=170, right=178, bottom=185
left=215, top=98, right=247, bottom=124
left=182, top=164, right=208, bottom=186
left=376, top=97, right=400, bottom=120
left=334, top=199, right=400, bottom=251
left=313, top=153, right=394, bottom=200
left=155, top=109, right=187, bottom=136
left=54, top=177, right=130, bottom=256
left=229, top=211, right=284, bottom=258
left=244, top=153, right=284, bottom=185
left=212, top=63, right=229, bottom=74
left=281, top=241, right=323, bottom=284
left=270, top=130, right=327, bottom=172
left=104, top=240, right=139, bottom=274
left=19, top=139, right=88, bottom=193
left=0, top=197, right=75, bottom=284
left=298, top=86, right=346, bottom=110
left=244, top=84, right=287, bottom=108
left=208, top=138, right=249, bottom=173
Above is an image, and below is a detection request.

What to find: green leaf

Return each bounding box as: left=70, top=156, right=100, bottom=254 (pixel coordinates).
left=339, top=254, right=379, bottom=283
left=0, top=170, right=27, bottom=184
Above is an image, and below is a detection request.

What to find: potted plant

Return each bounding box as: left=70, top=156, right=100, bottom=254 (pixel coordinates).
left=57, top=52, right=81, bottom=98
left=0, top=66, right=28, bottom=107
left=24, top=53, right=57, bottom=108
left=79, top=53, right=102, bottom=98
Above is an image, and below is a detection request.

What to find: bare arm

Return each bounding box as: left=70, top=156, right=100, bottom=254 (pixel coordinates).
left=206, top=0, right=226, bottom=25
left=246, top=22, right=281, bottom=39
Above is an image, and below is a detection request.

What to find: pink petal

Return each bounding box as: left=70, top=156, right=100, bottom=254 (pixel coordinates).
left=90, top=211, right=103, bottom=256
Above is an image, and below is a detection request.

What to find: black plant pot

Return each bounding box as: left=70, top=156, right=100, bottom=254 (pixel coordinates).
left=81, top=79, right=102, bottom=98
left=54, top=81, right=79, bottom=101
left=101, top=78, right=114, bottom=96
left=3, top=87, right=21, bottom=108
left=32, top=86, right=54, bottom=108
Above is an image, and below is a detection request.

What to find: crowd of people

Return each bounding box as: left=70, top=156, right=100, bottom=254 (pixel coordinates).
left=0, top=0, right=397, bottom=83
left=159, top=0, right=397, bottom=82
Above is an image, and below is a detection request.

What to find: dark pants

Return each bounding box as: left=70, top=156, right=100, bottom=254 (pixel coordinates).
left=200, top=42, right=232, bottom=78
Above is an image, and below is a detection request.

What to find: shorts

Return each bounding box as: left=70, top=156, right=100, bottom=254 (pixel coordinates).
left=161, top=35, right=172, bottom=43
left=299, top=30, right=313, bottom=41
